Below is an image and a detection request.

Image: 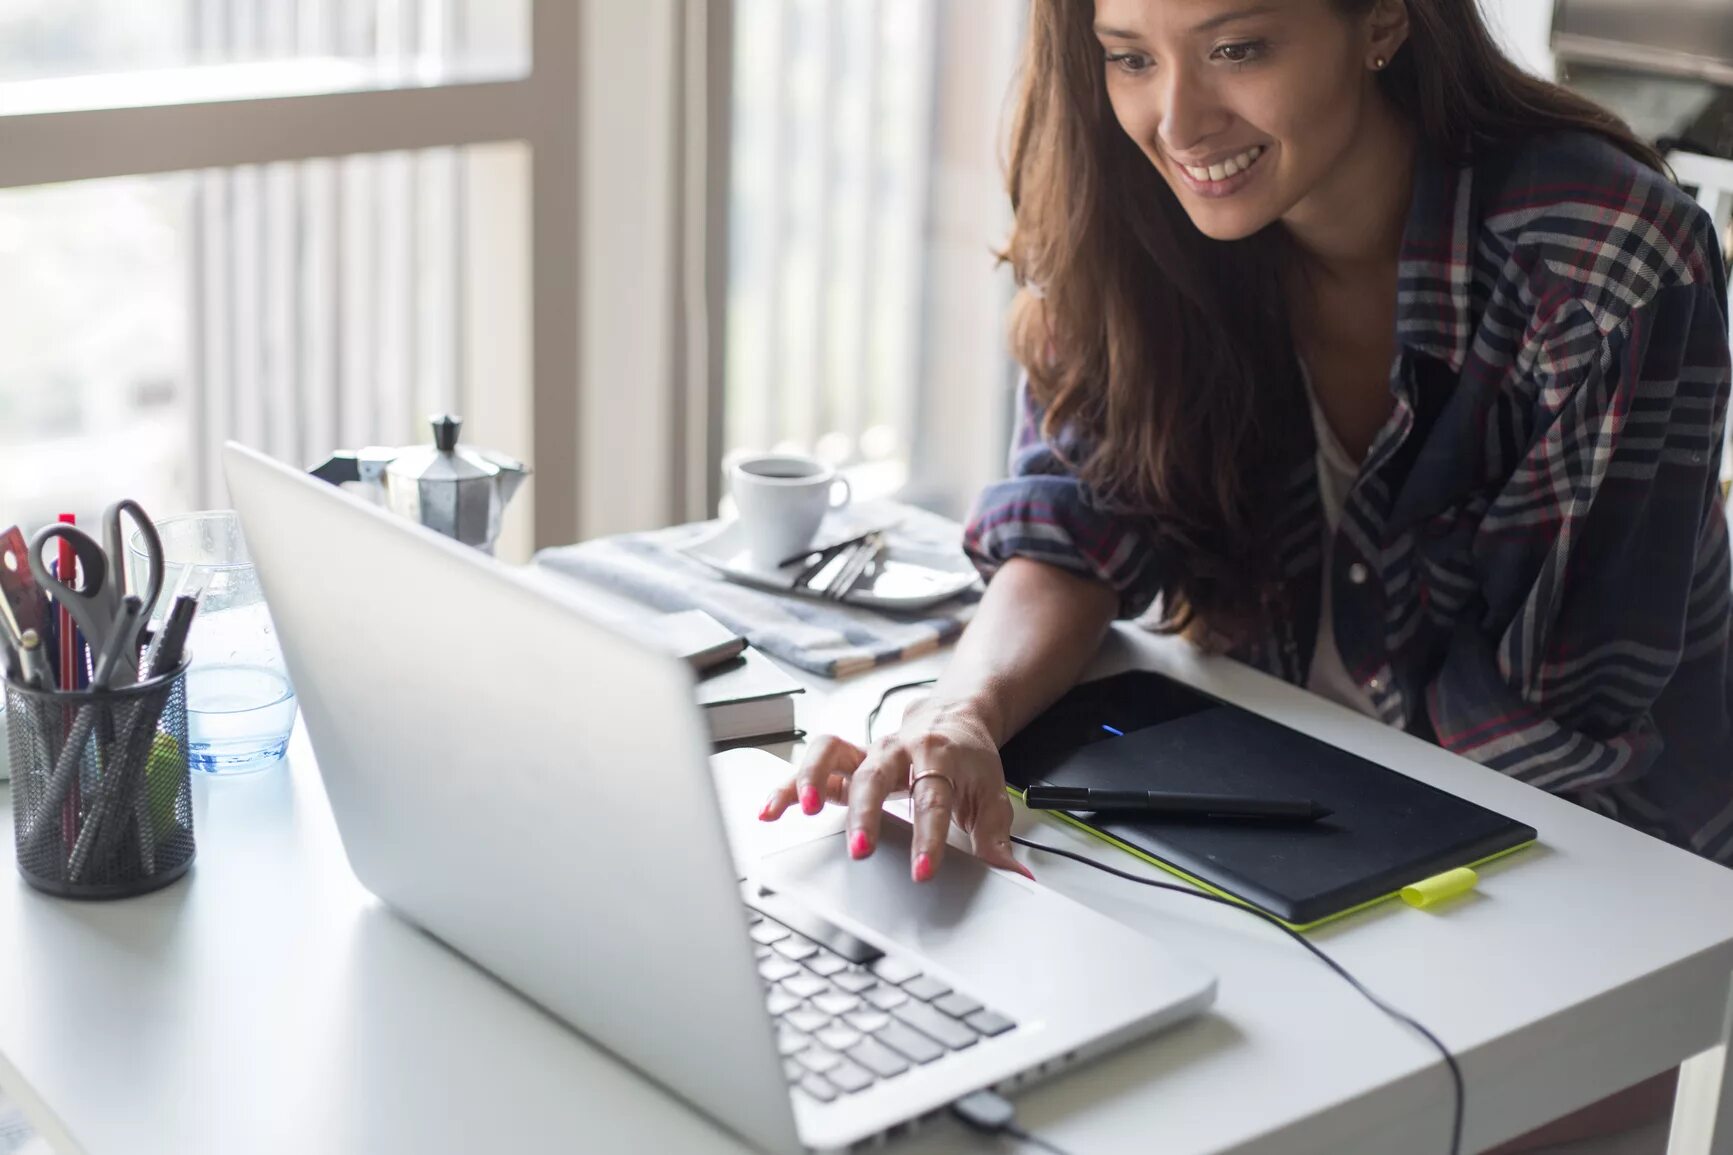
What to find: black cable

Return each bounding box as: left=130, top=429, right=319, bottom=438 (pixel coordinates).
left=867, top=680, right=1464, bottom=1155
left=953, top=1089, right=1074, bottom=1155
left=862, top=677, right=937, bottom=745
left=1010, top=833, right=1464, bottom=1155
left=1004, top=1122, right=1072, bottom=1155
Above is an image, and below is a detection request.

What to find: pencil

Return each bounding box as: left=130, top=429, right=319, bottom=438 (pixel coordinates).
left=58, top=513, right=79, bottom=853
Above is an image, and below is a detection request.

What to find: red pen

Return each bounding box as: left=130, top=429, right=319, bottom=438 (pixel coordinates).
left=58, top=513, right=78, bottom=850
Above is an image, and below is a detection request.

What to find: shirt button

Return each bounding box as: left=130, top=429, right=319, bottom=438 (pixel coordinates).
left=1347, top=562, right=1370, bottom=585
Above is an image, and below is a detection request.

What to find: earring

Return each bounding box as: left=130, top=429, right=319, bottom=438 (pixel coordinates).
left=1372, top=55, right=1388, bottom=70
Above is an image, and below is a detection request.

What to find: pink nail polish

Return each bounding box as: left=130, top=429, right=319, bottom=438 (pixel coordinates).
left=913, top=853, right=933, bottom=882
left=799, top=786, right=820, bottom=814
left=849, top=831, right=870, bottom=859
left=759, top=800, right=776, bottom=821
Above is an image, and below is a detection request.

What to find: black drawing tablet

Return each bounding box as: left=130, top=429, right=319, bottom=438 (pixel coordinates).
left=999, top=671, right=1536, bottom=926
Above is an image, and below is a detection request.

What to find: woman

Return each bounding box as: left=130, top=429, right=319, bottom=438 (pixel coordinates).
left=765, top=0, right=1731, bottom=1143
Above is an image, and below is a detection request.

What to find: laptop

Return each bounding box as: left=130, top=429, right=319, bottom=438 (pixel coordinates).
left=222, top=443, right=1216, bottom=1154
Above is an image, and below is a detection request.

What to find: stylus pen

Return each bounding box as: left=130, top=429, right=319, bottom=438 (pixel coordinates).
left=1023, top=785, right=1331, bottom=823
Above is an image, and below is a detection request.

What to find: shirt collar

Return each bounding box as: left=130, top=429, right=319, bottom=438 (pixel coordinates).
left=1395, top=148, right=1477, bottom=373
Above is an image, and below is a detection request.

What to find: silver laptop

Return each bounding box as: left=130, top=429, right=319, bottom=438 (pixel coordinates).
left=223, top=443, right=1216, bottom=1154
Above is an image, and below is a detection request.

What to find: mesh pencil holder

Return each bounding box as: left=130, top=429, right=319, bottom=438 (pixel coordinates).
left=5, top=661, right=195, bottom=899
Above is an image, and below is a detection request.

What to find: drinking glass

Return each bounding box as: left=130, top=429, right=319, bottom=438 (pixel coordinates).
left=130, top=511, right=297, bottom=775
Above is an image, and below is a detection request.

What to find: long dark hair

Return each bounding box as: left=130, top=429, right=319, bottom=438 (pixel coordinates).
left=1003, top=0, right=1662, bottom=644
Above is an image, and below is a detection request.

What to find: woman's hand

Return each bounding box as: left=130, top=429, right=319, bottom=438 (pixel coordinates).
left=758, top=698, right=1034, bottom=882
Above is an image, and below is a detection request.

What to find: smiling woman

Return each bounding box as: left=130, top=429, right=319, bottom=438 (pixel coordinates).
left=773, top=2, right=1730, bottom=875
left=769, top=0, right=1732, bottom=1070
left=956, top=5, right=1730, bottom=1140
left=968, top=0, right=1731, bottom=840
left=770, top=0, right=1730, bottom=1109
left=994, top=0, right=1682, bottom=644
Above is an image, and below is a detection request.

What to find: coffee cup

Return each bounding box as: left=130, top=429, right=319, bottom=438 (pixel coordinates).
left=729, top=454, right=851, bottom=570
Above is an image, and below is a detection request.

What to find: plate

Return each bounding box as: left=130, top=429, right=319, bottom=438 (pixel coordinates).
left=679, top=519, right=980, bottom=611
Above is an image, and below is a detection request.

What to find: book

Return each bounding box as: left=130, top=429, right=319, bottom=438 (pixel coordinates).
left=695, top=646, right=804, bottom=743
left=657, top=609, right=749, bottom=672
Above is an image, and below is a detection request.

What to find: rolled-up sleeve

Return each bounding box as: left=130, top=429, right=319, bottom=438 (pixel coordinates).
left=963, top=376, right=1167, bottom=618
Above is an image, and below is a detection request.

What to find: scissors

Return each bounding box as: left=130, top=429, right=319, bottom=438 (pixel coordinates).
left=28, top=500, right=165, bottom=686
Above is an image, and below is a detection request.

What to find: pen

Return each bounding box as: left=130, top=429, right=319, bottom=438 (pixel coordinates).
left=18, top=602, right=148, bottom=862
left=66, top=610, right=86, bottom=853
left=56, top=518, right=80, bottom=853
left=42, top=570, right=59, bottom=687
left=79, top=594, right=195, bottom=881
left=57, top=514, right=76, bottom=691
left=65, top=597, right=147, bottom=880
left=142, top=594, right=198, bottom=680
left=18, top=629, right=52, bottom=690
left=1023, top=785, right=1332, bottom=823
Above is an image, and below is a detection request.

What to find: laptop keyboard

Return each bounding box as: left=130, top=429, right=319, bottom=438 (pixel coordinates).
left=743, top=884, right=1017, bottom=1105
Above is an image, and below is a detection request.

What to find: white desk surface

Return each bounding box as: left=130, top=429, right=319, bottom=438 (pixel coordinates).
left=2, top=622, right=1732, bottom=1155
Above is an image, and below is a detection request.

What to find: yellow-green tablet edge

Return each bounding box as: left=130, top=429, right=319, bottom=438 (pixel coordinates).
left=1006, top=785, right=1536, bottom=933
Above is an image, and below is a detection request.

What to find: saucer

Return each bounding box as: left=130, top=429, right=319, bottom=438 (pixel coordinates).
left=679, top=519, right=980, bottom=611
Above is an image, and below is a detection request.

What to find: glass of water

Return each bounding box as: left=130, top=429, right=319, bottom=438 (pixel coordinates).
left=130, top=511, right=297, bottom=775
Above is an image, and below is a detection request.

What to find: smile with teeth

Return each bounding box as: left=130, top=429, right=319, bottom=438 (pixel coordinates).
left=1180, top=145, right=1265, bottom=183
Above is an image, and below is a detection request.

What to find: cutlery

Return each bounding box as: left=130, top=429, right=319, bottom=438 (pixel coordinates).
left=825, top=534, right=884, bottom=602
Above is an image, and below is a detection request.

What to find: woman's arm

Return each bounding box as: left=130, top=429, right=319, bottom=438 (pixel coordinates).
left=761, top=377, right=1155, bottom=879
left=929, top=555, right=1119, bottom=747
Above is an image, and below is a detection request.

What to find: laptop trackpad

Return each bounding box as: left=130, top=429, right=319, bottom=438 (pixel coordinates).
left=750, top=817, right=1037, bottom=989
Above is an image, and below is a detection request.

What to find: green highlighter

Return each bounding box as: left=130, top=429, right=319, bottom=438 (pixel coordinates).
left=144, top=733, right=184, bottom=842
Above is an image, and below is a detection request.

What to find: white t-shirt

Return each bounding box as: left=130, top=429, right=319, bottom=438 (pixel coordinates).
left=1300, top=365, right=1381, bottom=719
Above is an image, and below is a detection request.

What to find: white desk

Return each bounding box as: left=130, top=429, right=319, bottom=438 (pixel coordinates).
left=2, top=623, right=1731, bottom=1155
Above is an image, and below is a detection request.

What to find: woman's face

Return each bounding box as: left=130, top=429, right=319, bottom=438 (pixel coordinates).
left=1093, top=0, right=1386, bottom=242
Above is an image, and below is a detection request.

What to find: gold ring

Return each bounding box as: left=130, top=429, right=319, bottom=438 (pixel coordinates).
left=910, top=769, right=955, bottom=791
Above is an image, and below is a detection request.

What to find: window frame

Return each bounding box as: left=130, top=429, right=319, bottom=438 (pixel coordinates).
left=0, top=0, right=730, bottom=552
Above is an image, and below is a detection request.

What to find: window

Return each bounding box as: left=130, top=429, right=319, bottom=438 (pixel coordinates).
left=2, top=0, right=1032, bottom=556
left=0, top=174, right=190, bottom=529
left=0, top=0, right=527, bottom=86
left=0, top=0, right=542, bottom=556
left=723, top=0, right=1025, bottom=518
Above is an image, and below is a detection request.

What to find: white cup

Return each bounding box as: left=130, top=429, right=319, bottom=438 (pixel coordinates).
left=729, top=454, right=852, bottom=570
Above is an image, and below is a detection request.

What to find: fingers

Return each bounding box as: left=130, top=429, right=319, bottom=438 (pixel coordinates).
left=756, top=726, right=1033, bottom=885
left=757, top=773, right=850, bottom=821
left=758, top=778, right=799, bottom=821
left=844, top=740, right=911, bottom=860
left=760, top=734, right=863, bottom=821
left=969, top=791, right=1035, bottom=881
left=908, top=773, right=956, bottom=882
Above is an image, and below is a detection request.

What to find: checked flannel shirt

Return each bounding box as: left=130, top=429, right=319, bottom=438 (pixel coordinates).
left=965, top=132, right=1733, bottom=864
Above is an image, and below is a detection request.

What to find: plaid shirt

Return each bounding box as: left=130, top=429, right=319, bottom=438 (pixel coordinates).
left=966, top=133, right=1733, bottom=864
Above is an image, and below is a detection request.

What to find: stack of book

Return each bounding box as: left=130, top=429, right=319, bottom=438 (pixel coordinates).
left=658, top=610, right=804, bottom=744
